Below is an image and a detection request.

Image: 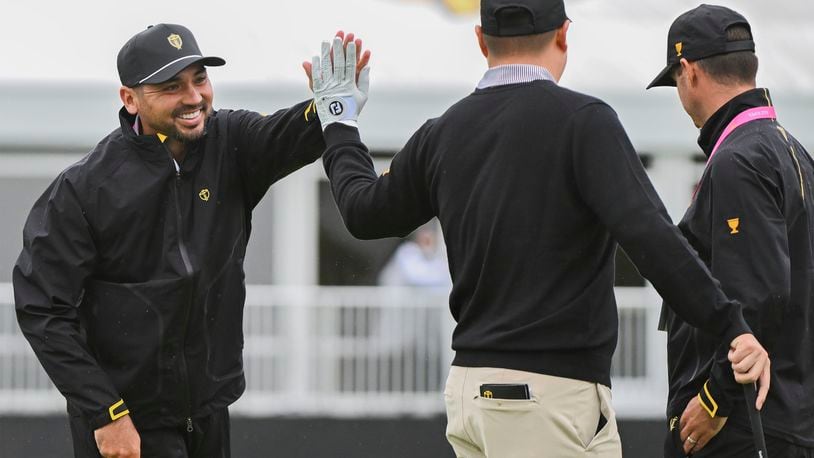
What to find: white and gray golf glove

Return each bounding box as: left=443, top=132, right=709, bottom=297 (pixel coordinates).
left=311, top=36, right=370, bottom=131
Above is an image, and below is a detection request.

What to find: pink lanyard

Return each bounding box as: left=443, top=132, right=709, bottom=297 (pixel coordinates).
left=693, top=106, right=777, bottom=200
left=708, top=106, right=777, bottom=162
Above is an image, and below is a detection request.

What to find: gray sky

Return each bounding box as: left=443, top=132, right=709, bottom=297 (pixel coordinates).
left=2, top=0, right=813, bottom=92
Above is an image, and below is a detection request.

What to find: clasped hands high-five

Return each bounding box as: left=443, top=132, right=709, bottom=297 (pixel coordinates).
left=303, top=31, right=371, bottom=130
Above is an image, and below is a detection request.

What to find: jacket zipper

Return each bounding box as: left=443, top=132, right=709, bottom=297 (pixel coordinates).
left=169, top=154, right=195, bottom=434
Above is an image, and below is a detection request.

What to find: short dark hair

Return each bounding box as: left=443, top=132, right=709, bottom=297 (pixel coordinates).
left=483, top=29, right=557, bottom=58
left=695, top=25, right=758, bottom=85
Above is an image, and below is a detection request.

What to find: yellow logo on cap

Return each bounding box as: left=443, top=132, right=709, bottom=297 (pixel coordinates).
left=199, top=188, right=210, bottom=202
left=727, top=218, right=740, bottom=234
left=168, top=34, right=183, bottom=50
left=675, top=42, right=683, bottom=57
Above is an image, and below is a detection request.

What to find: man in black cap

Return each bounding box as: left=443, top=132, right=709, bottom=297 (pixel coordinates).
left=648, top=4, right=814, bottom=457
left=311, top=1, right=771, bottom=456
left=13, top=24, right=367, bottom=457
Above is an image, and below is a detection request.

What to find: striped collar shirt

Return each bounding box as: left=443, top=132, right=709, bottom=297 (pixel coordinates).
left=476, top=64, right=556, bottom=90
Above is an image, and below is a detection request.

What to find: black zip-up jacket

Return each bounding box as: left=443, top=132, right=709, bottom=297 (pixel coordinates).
left=660, top=88, right=814, bottom=446
left=322, top=79, right=751, bottom=388
left=13, top=102, right=324, bottom=431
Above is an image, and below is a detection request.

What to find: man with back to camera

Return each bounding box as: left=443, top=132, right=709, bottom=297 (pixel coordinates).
left=305, top=0, right=771, bottom=456
left=647, top=4, right=814, bottom=457
left=13, top=24, right=368, bottom=457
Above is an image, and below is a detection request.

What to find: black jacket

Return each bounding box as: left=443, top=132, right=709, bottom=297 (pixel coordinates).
left=660, top=89, right=814, bottom=446
left=13, top=102, right=324, bottom=430
left=323, top=79, right=750, bottom=387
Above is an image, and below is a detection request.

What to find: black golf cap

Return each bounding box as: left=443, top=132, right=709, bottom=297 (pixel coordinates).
left=481, top=0, right=568, bottom=37
left=117, top=24, right=225, bottom=87
left=647, top=4, right=754, bottom=89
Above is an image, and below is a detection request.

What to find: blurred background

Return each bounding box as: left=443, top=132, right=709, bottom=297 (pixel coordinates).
left=1, top=0, right=812, bottom=456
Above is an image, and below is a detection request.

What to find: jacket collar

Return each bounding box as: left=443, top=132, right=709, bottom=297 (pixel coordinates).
left=698, top=88, right=773, bottom=157
left=118, top=107, right=208, bottom=165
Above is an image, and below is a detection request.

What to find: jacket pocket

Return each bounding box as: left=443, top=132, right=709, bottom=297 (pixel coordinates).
left=81, top=277, right=189, bottom=405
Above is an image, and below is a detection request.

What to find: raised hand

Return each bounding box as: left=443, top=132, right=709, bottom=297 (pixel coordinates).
left=303, top=30, right=371, bottom=91
left=305, top=33, right=371, bottom=130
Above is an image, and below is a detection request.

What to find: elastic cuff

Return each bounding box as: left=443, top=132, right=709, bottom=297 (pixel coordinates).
left=323, top=123, right=361, bottom=146
left=698, top=379, right=732, bottom=418
left=87, top=399, right=130, bottom=430
left=722, top=307, right=752, bottom=346
left=336, top=120, right=359, bottom=129
left=321, top=119, right=358, bottom=131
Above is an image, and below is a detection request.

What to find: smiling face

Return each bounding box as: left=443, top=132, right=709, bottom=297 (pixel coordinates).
left=120, top=64, right=213, bottom=154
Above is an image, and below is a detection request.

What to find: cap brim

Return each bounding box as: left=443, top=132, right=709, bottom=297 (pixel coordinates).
left=138, top=55, right=226, bottom=86
left=646, top=63, right=677, bottom=90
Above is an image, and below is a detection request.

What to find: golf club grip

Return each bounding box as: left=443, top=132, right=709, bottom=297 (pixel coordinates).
left=743, top=383, right=769, bottom=458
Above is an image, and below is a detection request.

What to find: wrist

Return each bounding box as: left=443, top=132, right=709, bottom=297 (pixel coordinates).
left=89, top=398, right=130, bottom=430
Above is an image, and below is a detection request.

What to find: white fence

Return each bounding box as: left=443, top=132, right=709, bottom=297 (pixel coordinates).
left=0, top=284, right=667, bottom=418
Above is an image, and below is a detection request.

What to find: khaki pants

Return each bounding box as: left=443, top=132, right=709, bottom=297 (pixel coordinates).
left=444, top=366, right=622, bottom=457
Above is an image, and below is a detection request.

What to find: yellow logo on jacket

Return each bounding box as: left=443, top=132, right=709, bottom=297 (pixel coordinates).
left=199, top=188, right=210, bottom=202
left=483, top=390, right=493, bottom=399
left=168, top=34, right=183, bottom=50
left=727, top=218, right=740, bottom=234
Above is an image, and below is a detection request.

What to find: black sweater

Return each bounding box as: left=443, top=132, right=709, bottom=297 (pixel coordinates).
left=323, top=80, right=749, bottom=387
left=661, top=88, right=814, bottom=446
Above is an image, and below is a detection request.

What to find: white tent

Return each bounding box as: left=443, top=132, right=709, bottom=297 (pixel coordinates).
left=2, top=0, right=813, bottom=152
left=3, top=0, right=813, bottom=89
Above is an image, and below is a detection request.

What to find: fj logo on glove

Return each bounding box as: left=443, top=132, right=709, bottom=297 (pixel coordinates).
left=310, top=36, right=368, bottom=130
left=167, top=34, right=183, bottom=50
left=727, top=218, right=740, bottom=234
left=329, top=101, right=344, bottom=116
left=199, top=188, right=210, bottom=202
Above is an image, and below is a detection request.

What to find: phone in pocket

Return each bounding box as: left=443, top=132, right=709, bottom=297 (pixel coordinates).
left=479, top=383, right=531, bottom=400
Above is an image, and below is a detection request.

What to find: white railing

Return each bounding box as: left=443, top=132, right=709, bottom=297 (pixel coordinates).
left=0, top=284, right=667, bottom=418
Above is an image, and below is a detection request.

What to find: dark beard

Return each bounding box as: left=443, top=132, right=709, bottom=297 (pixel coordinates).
left=171, top=127, right=205, bottom=144
left=168, top=105, right=210, bottom=144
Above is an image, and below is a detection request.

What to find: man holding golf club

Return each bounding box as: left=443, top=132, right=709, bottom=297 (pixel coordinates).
left=310, top=0, right=771, bottom=455
left=649, top=5, right=814, bottom=457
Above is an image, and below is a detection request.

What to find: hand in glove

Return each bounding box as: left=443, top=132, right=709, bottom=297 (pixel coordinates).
left=303, top=33, right=371, bottom=130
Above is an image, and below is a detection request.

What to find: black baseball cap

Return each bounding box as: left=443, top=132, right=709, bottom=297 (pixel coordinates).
left=481, top=0, right=568, bottom=37
left=647, top=4, right=754, bottom=89
left=117, top=24, right=225, bottom=87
